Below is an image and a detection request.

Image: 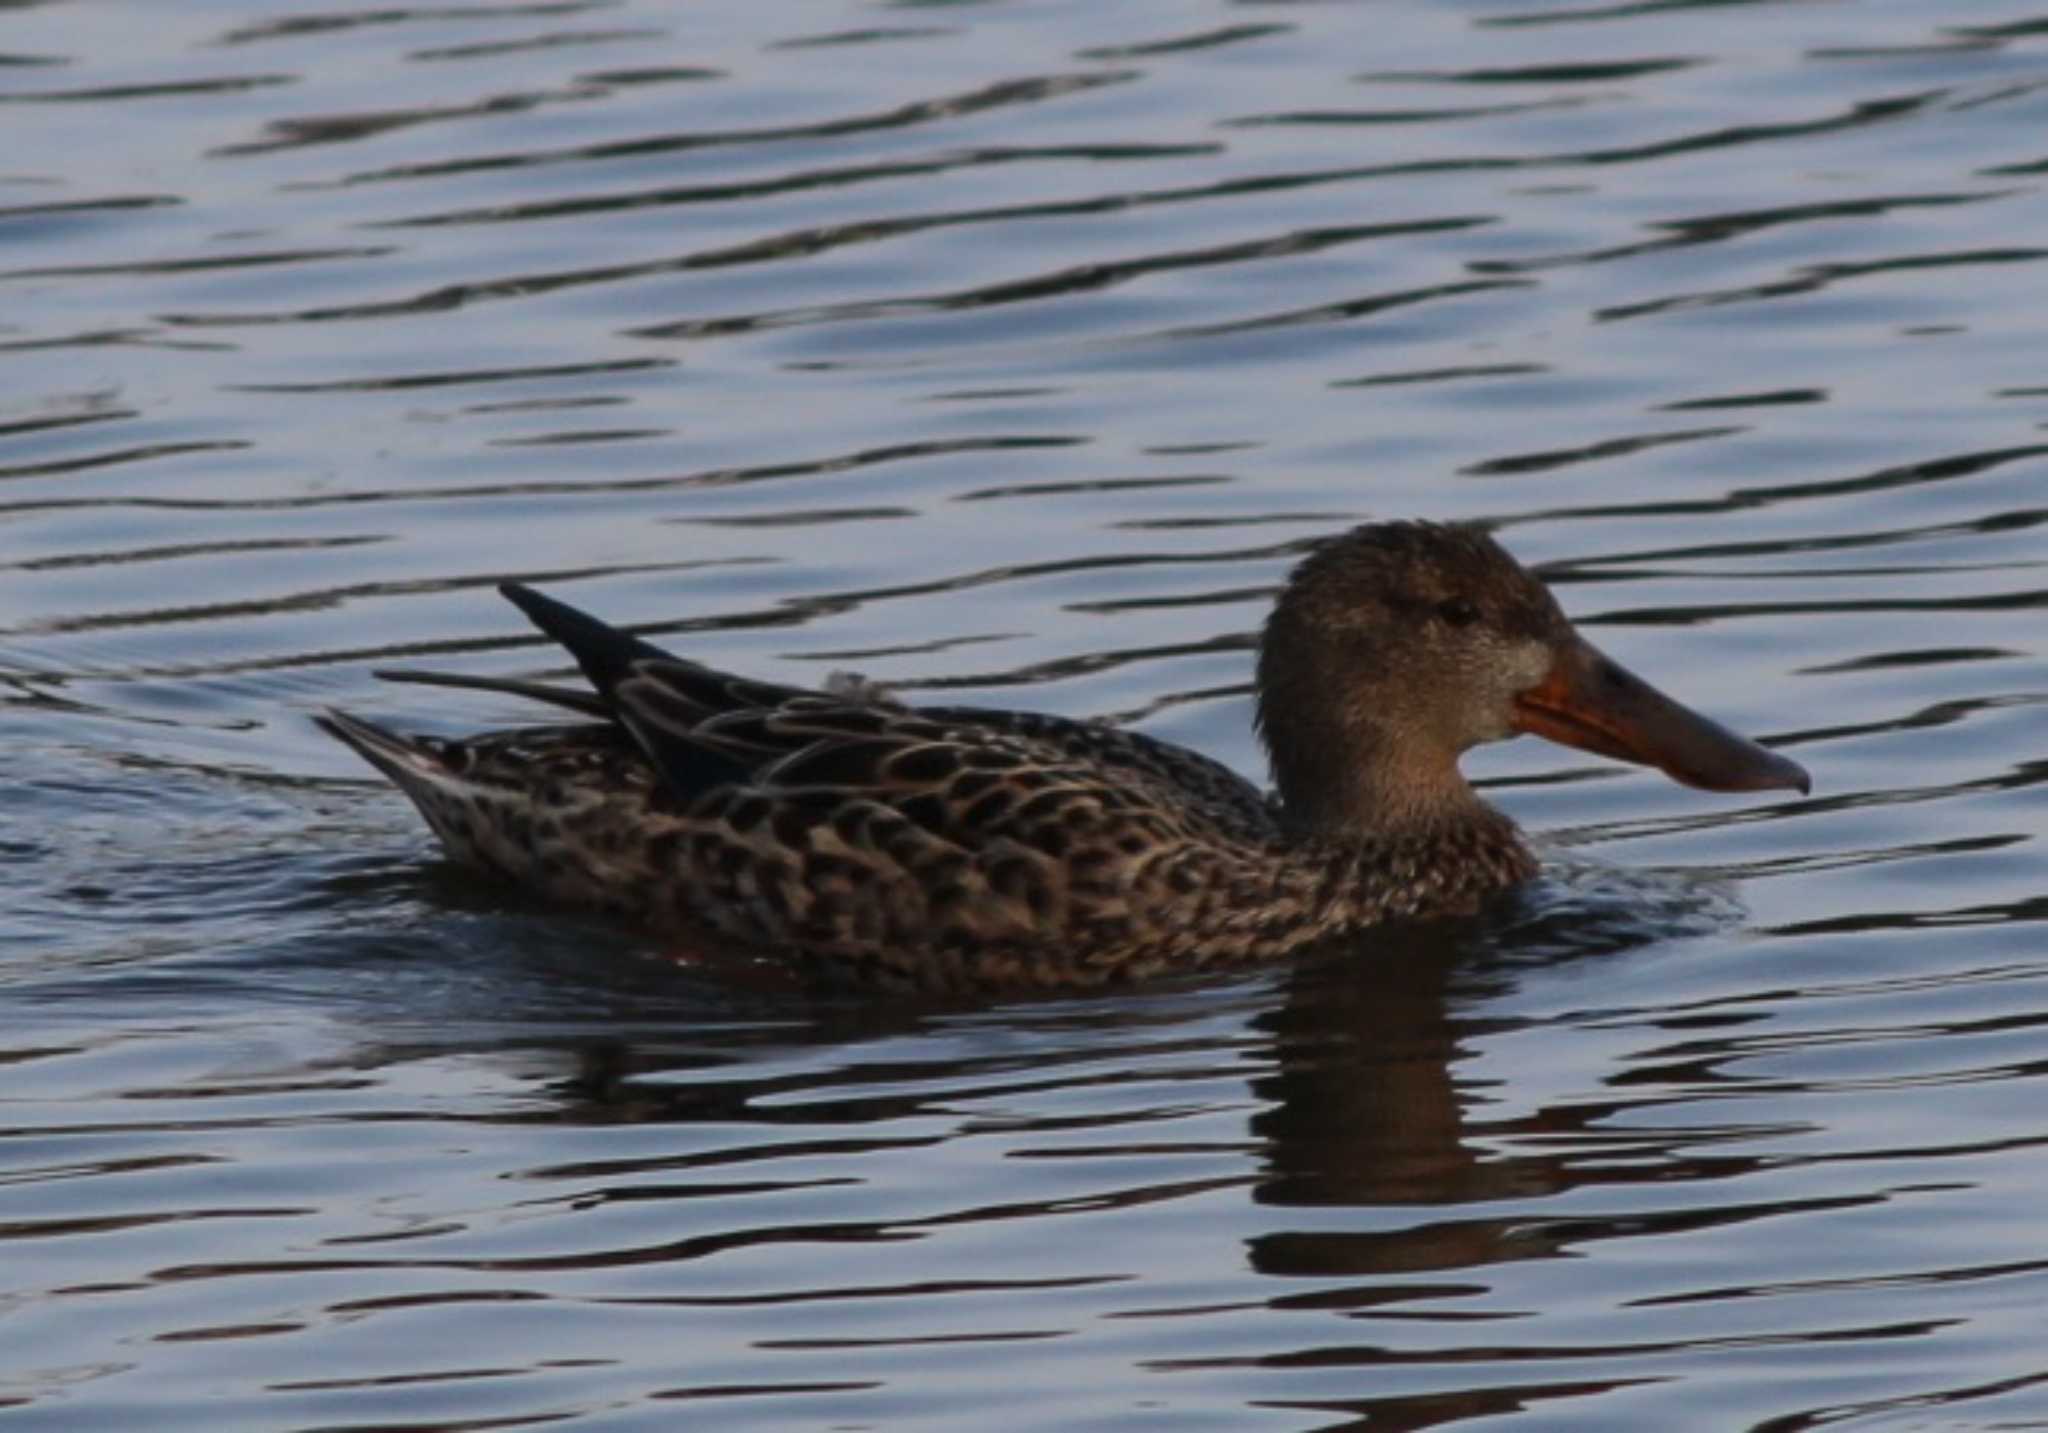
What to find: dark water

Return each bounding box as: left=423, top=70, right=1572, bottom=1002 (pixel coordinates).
left=6, top=0, right=2048, bottom=1426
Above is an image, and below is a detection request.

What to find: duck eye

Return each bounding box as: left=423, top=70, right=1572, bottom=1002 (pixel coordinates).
left=1437, top=598, right=1480, bottom=628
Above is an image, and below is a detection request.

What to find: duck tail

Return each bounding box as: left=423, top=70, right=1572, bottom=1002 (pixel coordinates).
left=314, top=708, right=454, bottom=789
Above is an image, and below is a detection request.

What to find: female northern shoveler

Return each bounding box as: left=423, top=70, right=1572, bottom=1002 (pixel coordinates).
left=318, top=521, right=1808, bottom=989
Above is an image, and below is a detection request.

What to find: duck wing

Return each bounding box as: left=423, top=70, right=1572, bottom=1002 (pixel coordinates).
left=494, top=581, right=1273, bottom=840
left=919, top=704, right=1276, bottom=839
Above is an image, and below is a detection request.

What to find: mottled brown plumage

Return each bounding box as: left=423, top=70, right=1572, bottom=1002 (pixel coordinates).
left=317, top=521, right=1808, bottom=990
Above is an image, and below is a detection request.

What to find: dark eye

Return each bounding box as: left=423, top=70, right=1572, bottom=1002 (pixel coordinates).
left=1437, top=598, right=1480, bottom=628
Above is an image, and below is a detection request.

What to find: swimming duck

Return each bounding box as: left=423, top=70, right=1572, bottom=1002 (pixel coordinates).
left=318, top=521, right=1807, bottom=989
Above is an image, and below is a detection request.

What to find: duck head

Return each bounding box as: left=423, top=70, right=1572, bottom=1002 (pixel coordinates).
left=1255, top=521, right=1809, bottom=834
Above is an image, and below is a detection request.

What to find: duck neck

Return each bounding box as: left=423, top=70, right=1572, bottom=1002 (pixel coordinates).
left=1258, top=693, right=1496, bottom=843
left=1282, top=737, right=1492, bottom=840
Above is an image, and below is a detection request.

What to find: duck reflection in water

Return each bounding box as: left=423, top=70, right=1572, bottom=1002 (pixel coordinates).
left=521, top=891, right=1703, bottom=1425
left=319, top=521, right=1808, bottom=989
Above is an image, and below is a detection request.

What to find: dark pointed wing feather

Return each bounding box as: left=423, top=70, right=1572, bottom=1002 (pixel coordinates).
left=626, top=657, right=822, bottom=732
left=498, top=585, right=821, bottom=797
left=498, top=581, right=673, bottom=695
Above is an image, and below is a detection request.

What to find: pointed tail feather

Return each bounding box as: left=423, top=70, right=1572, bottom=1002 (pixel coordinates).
left=315, top=709, right=453, bottom=788
left=371, top=666, right=609, bottom=718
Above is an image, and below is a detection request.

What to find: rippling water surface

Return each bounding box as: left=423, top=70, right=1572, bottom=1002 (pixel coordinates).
left=6, top=0, right=2048, bottom=1427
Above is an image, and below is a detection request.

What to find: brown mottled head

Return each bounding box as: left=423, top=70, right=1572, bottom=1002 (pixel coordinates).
left=1256, top=521, right=1808, bottom=835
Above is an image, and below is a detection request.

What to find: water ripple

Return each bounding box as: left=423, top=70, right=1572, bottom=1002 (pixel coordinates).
left=6, top=0, right=2048, bottom=1427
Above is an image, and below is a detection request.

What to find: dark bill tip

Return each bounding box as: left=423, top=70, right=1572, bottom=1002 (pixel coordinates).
left=1511, top=641, right=1810, bottom=797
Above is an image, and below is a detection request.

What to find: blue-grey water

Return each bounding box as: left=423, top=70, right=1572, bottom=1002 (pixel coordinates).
left=6, top=1, right=2048, bottom=1427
